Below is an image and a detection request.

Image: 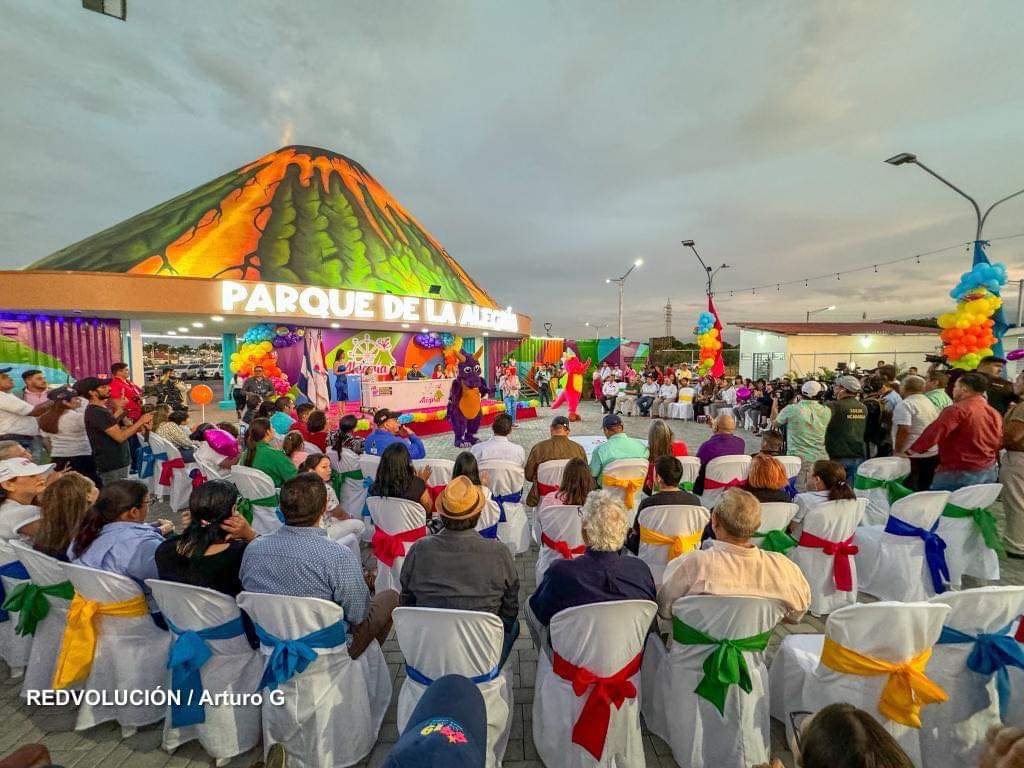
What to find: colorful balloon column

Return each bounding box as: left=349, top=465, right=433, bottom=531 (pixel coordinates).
left=694, top=311, right=722, bottom=376
left=414, top=331, right=464, bottom=374
left=937, top=261, right=1008, bottom=370
left=229, top=323, right=305, bottom=396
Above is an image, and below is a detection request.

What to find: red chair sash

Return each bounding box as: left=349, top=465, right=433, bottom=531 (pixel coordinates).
left=427, top=484, right=447, bottom=503
left=702, top=476, right=744, bottom=491
left=552, top=651, right=643, bottom=760
left=797, top=531, right=859, bottom=591
left=541, top=533, right=585, bottom=560
left=158, top=457, right=186, bottom=487
left=537, top=481, right=560, bottom=497
left=371, top=526, right=427, bottom=567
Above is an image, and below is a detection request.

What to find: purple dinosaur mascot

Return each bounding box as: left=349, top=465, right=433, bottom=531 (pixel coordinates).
left=447, top=348, right=489, bottom=447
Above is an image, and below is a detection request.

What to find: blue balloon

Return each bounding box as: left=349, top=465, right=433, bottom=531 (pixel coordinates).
left=398, top=413, right=413, bottom=424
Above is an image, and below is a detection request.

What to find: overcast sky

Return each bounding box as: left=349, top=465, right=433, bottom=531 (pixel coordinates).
left=3, top=0, right=1024, bottom=340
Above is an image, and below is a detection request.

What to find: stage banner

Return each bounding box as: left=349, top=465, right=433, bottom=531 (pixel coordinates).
left=360, top=378, right=453, bottom=413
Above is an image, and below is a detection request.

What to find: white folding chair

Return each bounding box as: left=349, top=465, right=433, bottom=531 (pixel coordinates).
left=479, top=460, right=530, bottom=555
left=855, top=491, right=951, bottom=602
left=938, top=483, right=1002, bottom=588
left=367, top=497, right=428, bottom=593
left=678, top=456, right=701, bottom=493
left=775, top=455, right=802, bottom=495
left=701, top=454, right=752, bottom=510
left=9, top=543, right=72, bottom=697
left=533, top=600, right=657, bottom=768
left=146, top=580, right=263, bottom=764
left=193, top=442, right=231, bottom=481
left=754, top=502, right=799, bottom=553
left=393, top=607, right=513, bottom=767
left=667, top=387, right=696, bottom=421
left=922, top=586, right=1024, bottom=768
left=635, top=504, right=709, bottom=587
left=789, top=499, right=861, bottom=616
left=643, top=596, right=785, bottom=768
left=60, top=562, right=171, bottom=735
left=768, top=601, right=951, bottom=766
left=601, top=458, right=649, bottom=527
left=0, top=540, right=33, bottom=680
left=855, top=456, right=912, bottom=526
left=328, top=447, right=374, bottom=541
left=230, top=464, right=281, bottom=536
left=535, top=504, right=585, bottom=584
left=236, top=592, right=391, bottom=768
left=150, top=432, right=197, bottom=511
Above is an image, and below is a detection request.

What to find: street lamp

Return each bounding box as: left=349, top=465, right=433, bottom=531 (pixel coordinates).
left=681, top=240, right=729, bottom=297
left=606, top=258, right=643, bottom=347
left=584, top=321, right=609, bottom=340
left=805, top=304, right=836, bottom=322
left=885, top=152, right=1024, bottom=352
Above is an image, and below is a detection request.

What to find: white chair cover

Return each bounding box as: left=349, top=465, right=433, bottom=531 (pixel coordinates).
left=367, top=497, right=427, bottom=593
left=678, top=456, right=701, bottom=492
left=635, top=504, right=709, bottom=587
left=855, top=456, right=912, bottom=526
left=413, top=458, right=454, bottom=489
left=9, top=543, right=71, bottom=697
left=236, top=592, right=390, bottom=768
left=855, top=491, right=951, bottom=602
left=474, top=487, right=503, bottom=539
left=768, top=601, right=951, bottom=766
left=667, top=388, right=695, bottom=420
left=643, top=596, right=786, bottom=768
left=329, top=447, right=373, bottom=542
left=775, top=455, right=801, bottom=490
left=922, top=586, right=1024, bottom=767
left=149, top=432, right=197, bottom=511
left=146, top=579, right=263, bottom=760
left=755, top=503, right=799, bottom=547
left=358, top=453, right=381, bottom=483
left=230, top=465, right=281, bottom=536
left=479, top=460, right=530, bottom=555
left=789, top=499, right=861, bottom=616
left=601, top=458, right=649, bottom=527
left=701, top=455, right=752, bottom=510
left=535, top=504, right=585, bottom=584
left=534, top=459, right=571, bottom=542
left=533, top=599, right=657, bottom=768
left=61, top=562, right=171, bottom=731
left=938, top=483, right=1002, bottom=587
left=193, top=442, right=232, bottom=481
left=393, top=607, right=513, bottom=767
left=0, top=539, right=32, bottom=677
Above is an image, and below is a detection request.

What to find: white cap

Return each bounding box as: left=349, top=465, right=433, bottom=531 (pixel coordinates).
left=801, top=380, right=824, bottom=397
left=0, top=457, right=54, bottom=483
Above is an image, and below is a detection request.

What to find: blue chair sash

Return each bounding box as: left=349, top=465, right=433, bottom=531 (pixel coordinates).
left=361, top=476, right=374, bottom=519
left=884, top=515, right=949, bottom=594
left=938, top=623, right=1024, bottom=719
left=0, top=561, right=31, bottom=623
left=165, top=615, right=246, bottom=727
left=254, top=618, right=348, bottom=690
left=136, top=445, right=168, bottom=480
left=785, top=477, right=798, bottom=499
left=493, top=491, right=522, bottom=525
left=405, top=662, right=503, bottom=687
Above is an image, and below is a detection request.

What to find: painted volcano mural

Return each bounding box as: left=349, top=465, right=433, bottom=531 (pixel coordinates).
left=29, top=145, right=496, bottom=307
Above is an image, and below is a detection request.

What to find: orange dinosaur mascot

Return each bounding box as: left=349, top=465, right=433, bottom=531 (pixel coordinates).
left=550, top=349, right=590, bottom=422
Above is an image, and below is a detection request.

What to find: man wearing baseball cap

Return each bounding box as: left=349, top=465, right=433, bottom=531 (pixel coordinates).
left=826, top=375, right=868, bottom=481
left=363, top=408, right=426, bottom=459
left=0, top=367, right=48, bottom=453
left=75, top=377, right=153, bottom=487
left=772, top=380, right=832, bottom=491
left=383, top=674, right=487, bottom=767
left=589, top=413, right=648, bottom=479
left=523, top=415, right=586, bottom=506
left=400, top=475, right=520, bottom=664
left=0, top=456, right=54, bottom=540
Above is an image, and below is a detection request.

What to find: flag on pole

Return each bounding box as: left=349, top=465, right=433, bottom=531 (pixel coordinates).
left=300, top=329, right=331, bottom=410
left=708, top=294, right=726, bottom=378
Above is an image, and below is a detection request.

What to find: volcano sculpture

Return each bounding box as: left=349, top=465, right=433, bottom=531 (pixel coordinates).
left=30, top=145, right=496, bottom=307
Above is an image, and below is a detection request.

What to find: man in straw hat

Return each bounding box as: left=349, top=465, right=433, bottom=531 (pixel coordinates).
left=400, top=475, right=520, bottom=664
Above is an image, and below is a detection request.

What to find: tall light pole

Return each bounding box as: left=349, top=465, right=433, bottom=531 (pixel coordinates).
left=805, top=304, right=836, bottom=323
left=681, top=240, right=729, bottom=298
left=885, top=152, right=1024, bottom=353
left=584, top=321, right=609, bottom=340
left=606, top=258, right=643, bottom=346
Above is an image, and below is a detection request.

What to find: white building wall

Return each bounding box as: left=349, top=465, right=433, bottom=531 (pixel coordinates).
left=738, top=329, right=788, bottom=380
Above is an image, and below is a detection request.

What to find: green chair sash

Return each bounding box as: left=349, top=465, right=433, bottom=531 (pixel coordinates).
left=672, top=618, right=772, bottom=715
left=853, top=474, right=914, bottom=503
left=1, top=580, right=75, bottom=636
left=235, top=493, right=279, bottom=524
left=751, top=529, right=798, bottom=554
left=682, top=481, right=695, bottom=492
left=942, top=503, right=1003, bottom=553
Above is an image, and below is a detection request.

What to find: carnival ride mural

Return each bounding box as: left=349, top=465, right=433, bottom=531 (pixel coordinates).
left=29, top=146, right=496, bottom=308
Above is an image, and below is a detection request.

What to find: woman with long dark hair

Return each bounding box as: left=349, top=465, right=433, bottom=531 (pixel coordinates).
left=33, top=471, right=97, bottom=561
left=330, top=413, right=364, bottom=456
left=790, top=703, right=914, bottom=768
left=539, top=457, right=594, bottom=510
left=37, top=387, right=98, bottom=484
left=241, top=418, right=297, bottom=487
left=369, top=442, right=432, bottom=517
left=70, top=480, right=172, bottom=584
left=154, top=480, right=255, bottom=596
left=793, top=459, right=858, bottom=526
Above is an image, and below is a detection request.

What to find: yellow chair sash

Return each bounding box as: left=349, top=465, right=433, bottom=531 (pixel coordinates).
left=678, top=394, right=694, bottom=403
left=602, top=475, right=644, bottom=509
left=52, top=593, right=150, bottom=689
left=820, top=637, right=948, bottom=728
left=639, top=526, right=702, bottom=561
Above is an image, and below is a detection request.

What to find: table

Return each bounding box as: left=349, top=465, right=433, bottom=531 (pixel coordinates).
left=360, top=378, right=453, bottom=412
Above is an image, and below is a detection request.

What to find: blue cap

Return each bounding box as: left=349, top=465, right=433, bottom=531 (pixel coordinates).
left=382, top=675, right=487, bottom=767
left=602, top=413, right=623, bottom=429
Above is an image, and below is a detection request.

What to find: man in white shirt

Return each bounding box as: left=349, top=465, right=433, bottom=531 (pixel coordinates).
left=471, top=413, right=525, bottom=466
left=0, top=367, right=46, bottom=450
left=600, top=377, right=619, bottom=414
left=650, top=379, right=678, bottom=419
left=638, top=375, right=660, bottom=416
left=892, top=374, right=940, bottom=490
left=599, top=363, right=613, bottom=381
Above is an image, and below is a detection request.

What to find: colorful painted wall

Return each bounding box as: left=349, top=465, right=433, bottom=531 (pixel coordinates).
left=0, top=314, right=122, bottom=385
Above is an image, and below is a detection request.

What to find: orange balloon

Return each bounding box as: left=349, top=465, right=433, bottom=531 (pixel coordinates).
left=190, top=384, right=214, bottom=406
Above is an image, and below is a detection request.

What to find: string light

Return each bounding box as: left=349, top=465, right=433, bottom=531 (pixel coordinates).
left=873, top=265, right=878, bottom=273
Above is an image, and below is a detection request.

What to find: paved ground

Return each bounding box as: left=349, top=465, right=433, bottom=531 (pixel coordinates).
left=2, top=399, right=1022, bottom=767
